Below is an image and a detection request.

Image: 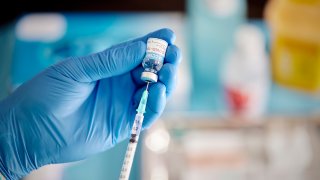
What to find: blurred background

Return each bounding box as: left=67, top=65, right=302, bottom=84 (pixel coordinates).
left=1, top=0, right=320, bottom=179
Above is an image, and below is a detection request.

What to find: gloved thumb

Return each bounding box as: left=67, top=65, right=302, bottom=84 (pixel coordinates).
left=52, top=41, right=146, bottom=82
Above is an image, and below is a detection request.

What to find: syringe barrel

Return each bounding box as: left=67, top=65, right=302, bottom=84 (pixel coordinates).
left=119, top=142, right=138, bottom=180
left=130, top=113, right=144, bottom=142
left=119, top=90, right=148, bottom=180
left=119, top=113, right=144, bottom=180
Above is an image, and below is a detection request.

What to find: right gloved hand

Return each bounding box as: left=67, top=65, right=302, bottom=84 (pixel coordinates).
left=0, top=28, right=181, bottom=180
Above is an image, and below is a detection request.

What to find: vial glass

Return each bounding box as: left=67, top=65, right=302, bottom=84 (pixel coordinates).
left=141, top=38, right=168, bottom=83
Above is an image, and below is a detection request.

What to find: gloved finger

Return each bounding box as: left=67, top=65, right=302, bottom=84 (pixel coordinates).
left=132, top=83, right=166, bottom=129
left=117, top=28, right=176, bottom=47
left=158, top=63, right=178, bottom=98
left=52, top=41, right=146, bottom=83
left=131, top=44, right=181, bottom=86
left=131, top=66, right=145, bottom=86
left=165, top=45, right=182, bottom=65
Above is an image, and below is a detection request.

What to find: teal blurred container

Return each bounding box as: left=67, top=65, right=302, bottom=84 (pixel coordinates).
left=0, top=24, right=14, bottom=100
left=187, top=0, right=246, bottom=111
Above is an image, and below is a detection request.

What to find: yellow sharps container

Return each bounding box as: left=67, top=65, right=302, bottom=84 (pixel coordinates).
left=265, top=0, right=320, bottom=93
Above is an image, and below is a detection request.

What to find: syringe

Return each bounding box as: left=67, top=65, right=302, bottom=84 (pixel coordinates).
left=119, top=37, right=168, bottom=180
left=119, top=82, right=150, bottom=180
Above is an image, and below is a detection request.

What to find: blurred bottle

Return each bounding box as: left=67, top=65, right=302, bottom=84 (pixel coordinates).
left=222, top=24, right=270, bottom=119
left=265, top=0, right=320, bottom=93
left=187, top=0, right=246, bottom=111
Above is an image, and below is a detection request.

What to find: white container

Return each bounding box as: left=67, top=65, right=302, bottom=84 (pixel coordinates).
left=222, top=24, right=270, bottom=119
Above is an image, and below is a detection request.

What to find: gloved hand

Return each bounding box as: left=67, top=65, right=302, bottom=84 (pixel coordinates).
left=0, top=28, right=181, bottom=180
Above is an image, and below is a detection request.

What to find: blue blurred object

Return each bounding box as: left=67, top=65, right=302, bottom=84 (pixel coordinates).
left=268, top=84, right=320, bottom=115
left=0, top=24, right=15, bottom=100
left=187, top=0, right=247, bottom=112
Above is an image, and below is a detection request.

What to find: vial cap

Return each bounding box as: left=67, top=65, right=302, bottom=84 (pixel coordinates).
left=141, top=72, right=158, bottom=83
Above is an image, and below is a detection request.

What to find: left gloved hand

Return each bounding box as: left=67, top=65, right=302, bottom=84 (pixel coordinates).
left=0, top=28, right=181, bottom=180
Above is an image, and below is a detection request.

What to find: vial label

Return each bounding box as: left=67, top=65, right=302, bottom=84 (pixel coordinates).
left=145, top=38, right=168, bottom=63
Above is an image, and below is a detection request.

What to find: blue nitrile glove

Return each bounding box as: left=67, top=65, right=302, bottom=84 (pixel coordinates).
left=0, top=28, right=181, bottom=180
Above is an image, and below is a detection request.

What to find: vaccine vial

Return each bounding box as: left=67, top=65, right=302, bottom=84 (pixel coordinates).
left=141, top=38, right=168, bottom=83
